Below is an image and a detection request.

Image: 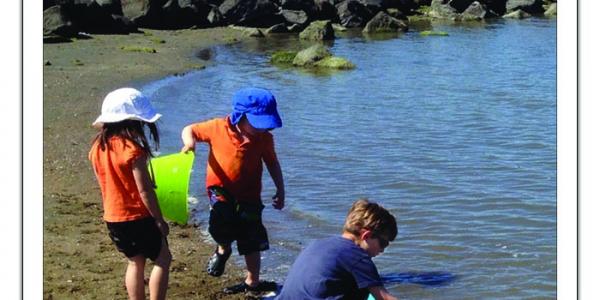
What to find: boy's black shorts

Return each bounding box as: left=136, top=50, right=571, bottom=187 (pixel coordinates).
left=208, top=201, right=269, bottom=256
left=106, top=217, right=163, bottom=261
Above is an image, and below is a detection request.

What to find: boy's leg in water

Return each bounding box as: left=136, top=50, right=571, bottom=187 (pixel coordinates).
left=244, top=251, right=261, bottom=286
left=126, top=255, right=146, bottom=300
left=149, top=239, right=172, bottom=300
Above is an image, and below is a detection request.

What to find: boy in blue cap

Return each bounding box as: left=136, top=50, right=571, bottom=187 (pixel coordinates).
left=181, top=87, right=285, bottom=294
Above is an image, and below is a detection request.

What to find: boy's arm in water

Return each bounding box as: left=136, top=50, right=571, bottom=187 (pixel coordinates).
left=369, top=286, right=398, bottom=300
left=180, top=124, right=196, bottom=153
left=132, top=156, right=169, bottom=237
left=265, top=158, right=285, bottom=210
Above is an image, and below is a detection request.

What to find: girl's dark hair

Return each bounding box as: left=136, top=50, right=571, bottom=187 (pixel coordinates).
left=93, top=120, right=160, bottom=157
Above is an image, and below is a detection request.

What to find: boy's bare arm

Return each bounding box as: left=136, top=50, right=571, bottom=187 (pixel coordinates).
left=368, top=286, right=398, bottom=300
left=265, top=158, right=285, bottom=210
left=132, top=156, right=169, bottom=237
left=180, top=125, right=196, bottom=153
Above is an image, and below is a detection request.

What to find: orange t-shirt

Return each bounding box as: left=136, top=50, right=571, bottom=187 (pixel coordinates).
left=191, top=116, right=278, bottom=204
left=89, top=136, right=151, bottom=222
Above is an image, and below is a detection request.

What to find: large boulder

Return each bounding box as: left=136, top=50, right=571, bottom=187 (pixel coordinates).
left=299, top=20, right=335, bottom=40
left=461, top=1, right=488, bottom=20
left=293, top=44, right=332, bottom=66
left=362, top=11, right=408, bottom=33
left=505, top=0, right=544, bottom=14
left=281, top=0, right=317, bottom=12
left=43, top=5, right=77, bottom=37
left=218, top=0, right=284, bottom=27
left=478, top=0, right=507, bottom=15
left=45, top=0, right=138, bottom=34
left=448, top=0, right=473, bottom=12
left=314, top=0, right=339, bottom=21
left=282, top=9, right=310, bottom=27
left=543, top=2, right=556, bottom=17
left=132, top=0, right=212, bottom=29
left=336, top=0, right=376, bottom=28
left=429, top=0, right=459, bottom=19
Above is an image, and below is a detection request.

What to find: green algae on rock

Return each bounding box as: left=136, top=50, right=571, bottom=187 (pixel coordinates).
left=270, top=50, right=298, bottom=64
left=420, top=30, right=449, bottom=36
left=314, top=56, right=355, bottom=70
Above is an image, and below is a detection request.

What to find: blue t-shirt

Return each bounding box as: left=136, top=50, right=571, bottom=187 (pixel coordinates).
left=277, top=236, right=382, bottom=300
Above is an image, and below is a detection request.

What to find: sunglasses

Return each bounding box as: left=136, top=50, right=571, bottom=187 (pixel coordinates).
left=375, top=235, right=390, bottom=248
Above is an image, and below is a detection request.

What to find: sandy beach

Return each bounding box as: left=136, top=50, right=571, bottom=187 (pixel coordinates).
left=43, top=27, right=254, bottom=299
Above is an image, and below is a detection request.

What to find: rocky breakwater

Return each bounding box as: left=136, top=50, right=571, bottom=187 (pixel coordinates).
left=44, top=0, right=557, bottom=43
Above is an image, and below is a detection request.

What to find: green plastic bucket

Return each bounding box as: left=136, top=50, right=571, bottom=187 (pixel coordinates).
left=149, top=152, right=195, bottom=225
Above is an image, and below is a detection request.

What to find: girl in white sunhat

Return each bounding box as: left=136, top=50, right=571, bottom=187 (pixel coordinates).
left=89, top=87, right=172, bottom=300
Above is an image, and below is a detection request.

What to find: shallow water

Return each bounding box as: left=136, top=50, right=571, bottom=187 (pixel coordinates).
left=140, top=18, right=556, bottom=299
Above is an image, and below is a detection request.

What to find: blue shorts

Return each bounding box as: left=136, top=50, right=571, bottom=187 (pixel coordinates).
left=106, top=217, right=163, bottom=261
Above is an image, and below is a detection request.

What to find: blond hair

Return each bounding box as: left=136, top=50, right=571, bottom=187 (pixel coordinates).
left=343, top=199, right=397, bottom=241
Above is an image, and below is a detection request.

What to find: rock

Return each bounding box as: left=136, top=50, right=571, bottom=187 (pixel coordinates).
left=506, top=0, right=544, bottom=14
left=358, top=0, right=385, bottom=12
left=544, top=2, right=556, bottom=17
left=96, top=0, right=123, bottom=15
left=461, top=1, right=488, bottom=20
left=287, top=24, right=303, bottom=32
left=219, top=0, right=284, bottom=27
left=293, top=44, right=332, bottom=66
left=207, top=5, right=224, bottom=25
left=228, top=25, right=265, bottom=37
left=448, top=0, right=473, bottom=12
left=332, top=23, right=348, bottom=31
left=314, top=56, right=355, bottom=69
left=281, top=0, right=317, bottom=13
left=336, top=0, right=375, bottom=28
left=314, top=0, right=339, bottom=21
left=429, top=0, right=459, bottom=19
left=266, top=23, right=289, bottom=34
left=385, top=8, right=407, bottom=21
left=282, top=9, right=309, bottom=27
left=270, top=50, right=298, bottom=64
left=44, top=5, right=77, bottom=37
left=362, top=11, right=408, bottom=33
left=478, top=0, right=507, bottom=16
left=299, top=20, right=335, bottom=40
left=59, top=0, right=137, bottom=34
left=502, top=9, right=531, bottom=18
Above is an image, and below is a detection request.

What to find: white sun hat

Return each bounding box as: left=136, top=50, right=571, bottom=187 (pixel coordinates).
left=93, top=87, right=162, bottom=127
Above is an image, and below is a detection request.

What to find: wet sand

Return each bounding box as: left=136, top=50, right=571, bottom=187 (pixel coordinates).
left=43, top=27, right=253, bottom=299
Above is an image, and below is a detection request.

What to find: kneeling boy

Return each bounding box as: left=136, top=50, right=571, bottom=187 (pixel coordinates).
left=277, top=199, right=398, bottom=300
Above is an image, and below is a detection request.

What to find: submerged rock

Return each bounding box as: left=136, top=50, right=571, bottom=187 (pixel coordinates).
left=271, top=45, right=355, bottom=71
left=420, top=30, right=449, bottom=36
left=315, top=56, right=355, bottom=69
left=293, top=44, right=332, bottom=66
left=270, top=51, right=298, bottom=64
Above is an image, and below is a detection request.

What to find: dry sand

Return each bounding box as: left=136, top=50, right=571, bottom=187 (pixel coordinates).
left=43, top=27, right=256, bottom=300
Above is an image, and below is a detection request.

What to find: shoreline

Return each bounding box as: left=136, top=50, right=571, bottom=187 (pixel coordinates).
left=43, top=27, right=252, bottom=299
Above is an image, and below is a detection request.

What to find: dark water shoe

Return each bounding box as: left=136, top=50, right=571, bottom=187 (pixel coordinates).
left=223, top=281, right=277, bottom=294
left=206, top=248, right=231, bottom=277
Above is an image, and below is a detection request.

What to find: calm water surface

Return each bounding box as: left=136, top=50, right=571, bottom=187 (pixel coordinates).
left=140, top=18, right=556, bottom=299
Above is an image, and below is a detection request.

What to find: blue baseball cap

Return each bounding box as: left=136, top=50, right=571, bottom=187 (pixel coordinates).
left=230, top=87, right=282, bottom=129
